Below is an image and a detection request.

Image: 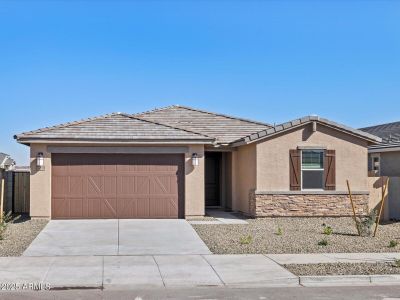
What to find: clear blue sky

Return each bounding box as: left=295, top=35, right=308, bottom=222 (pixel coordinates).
left=1, top=1, right=399, bottom=165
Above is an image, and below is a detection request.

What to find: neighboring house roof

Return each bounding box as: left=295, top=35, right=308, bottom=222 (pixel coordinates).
left=231, top=116, right=382, bottom=146
left=15, top=112, right=215, bottom=144
left=360, top=121, right=400, bottom=150
left=136, top=105, right=272, bottom=144
left=0, top=153, right=15, bottom=170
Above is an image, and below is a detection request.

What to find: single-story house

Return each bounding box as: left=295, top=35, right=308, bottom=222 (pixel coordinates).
left=360, top=121, right=400, bottom=177
left=0, top=153, right=15, bottom=172
left=0, top=152, right=15, bottom=183
left=15, top=105, right=381, bottom=219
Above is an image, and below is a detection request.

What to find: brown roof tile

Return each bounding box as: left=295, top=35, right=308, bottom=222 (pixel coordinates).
left=136, top=105, right=272, bottom=144
left=15, top=112, right=214, bottom=143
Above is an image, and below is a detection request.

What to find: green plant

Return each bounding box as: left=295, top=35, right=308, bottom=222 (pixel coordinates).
left=389, top=240, right=398, bottom=248
left=0, top=212, right=12, bottom=240
left=322, top=224, right=333, bottom=235
left=276, top=226, right=283, bottom=236
left=239, top=235, right=252, bottom=245
left=357, top=210, right=377, bottom=237
left=318, top=239, right=328, bottom=246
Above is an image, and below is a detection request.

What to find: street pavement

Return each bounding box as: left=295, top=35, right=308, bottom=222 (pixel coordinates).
left=1, top=285, right=400, bottom=299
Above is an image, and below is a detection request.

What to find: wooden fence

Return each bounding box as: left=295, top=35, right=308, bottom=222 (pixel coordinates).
left=13, top=171, right=30, bottom=214
left=0, top=170, right=30, bottom=214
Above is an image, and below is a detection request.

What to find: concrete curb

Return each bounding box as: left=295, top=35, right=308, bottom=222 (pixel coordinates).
left=300, top=275, right=400, bottom=287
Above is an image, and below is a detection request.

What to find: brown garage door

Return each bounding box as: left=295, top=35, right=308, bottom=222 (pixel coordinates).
left=52, top=153, right=184, bottom=219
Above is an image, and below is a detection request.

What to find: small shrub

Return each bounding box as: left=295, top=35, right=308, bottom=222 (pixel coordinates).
left=389, top=240, right=398, bottom=248
left=318, top=239, right=328, bottom=246
left=357, top=210, right=377, bottom=237
left=393, top=259, right=400, bottom=268
left=239, top=235, right=252, bottom=245
left=276, top=226, right=283, bottom=236
left=322, top=225, right=333, bottom=235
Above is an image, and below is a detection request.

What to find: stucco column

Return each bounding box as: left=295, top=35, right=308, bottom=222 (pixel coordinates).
left=30, top=144, right=51, bottom=218
left=184, top=144, right=205, bottom=217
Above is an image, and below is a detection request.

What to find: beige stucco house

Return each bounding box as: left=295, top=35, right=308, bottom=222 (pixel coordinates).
left=15, top=105, right=381, bottom=219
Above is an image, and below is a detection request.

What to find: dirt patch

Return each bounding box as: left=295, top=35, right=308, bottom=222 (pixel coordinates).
left=285, top=262, right=400, bottom=276
left=192, top=217, right=400, bottom=254
left=0, top=215, right=48, bottom=256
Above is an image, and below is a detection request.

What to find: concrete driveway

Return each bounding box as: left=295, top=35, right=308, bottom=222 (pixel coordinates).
left=23, top=219, right=211, bottom=256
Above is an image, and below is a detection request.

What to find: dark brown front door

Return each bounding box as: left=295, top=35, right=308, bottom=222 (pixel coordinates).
left=205, top=152, right=221, bottom=206
left=52, top=153, right=184, bottom=219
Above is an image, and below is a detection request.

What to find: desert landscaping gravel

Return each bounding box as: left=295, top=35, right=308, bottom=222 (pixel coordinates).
left=192, top=217, right=400, bottom=254
left=0, top=215, right=48, bottom=256
left=285, top=262, right=400, bottom=276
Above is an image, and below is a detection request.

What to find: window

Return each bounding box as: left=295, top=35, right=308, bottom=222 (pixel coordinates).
left=301, top=150, right=324, bottom=190
left=370, top=154, right=380, bottom=176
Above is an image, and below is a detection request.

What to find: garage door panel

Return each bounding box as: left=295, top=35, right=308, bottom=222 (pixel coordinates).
left=103, top=176, right=117, bottom=196
left=53, top=176, right=69, bottom=197
left=88, top=197, right=117, bottom=218
left=69, top=198, right=85, bottom=218
left=149, top=197, right=178, bottom=218
left=69, top=177, right=84, bottom=197
left=53, top=197, right=69, bottom=217
left=52, top=153, right=184, bottom=219
left=117, top=176, right=150, bottom=196
left=151, top=176, right=178, bottom=194
left=118, top=197, right=150, bottom=218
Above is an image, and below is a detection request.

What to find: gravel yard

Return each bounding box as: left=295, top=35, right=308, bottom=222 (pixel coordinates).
left=285, top=262, right=400, bottom=276
left=0, top=215, right=48, bottom=256
left=192, top=217, right=400, bottom=254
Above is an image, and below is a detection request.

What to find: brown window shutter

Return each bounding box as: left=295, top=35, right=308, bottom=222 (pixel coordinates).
left=324, top=150, right=336, bottom=190
left=289, top=149, right=301, bottom=190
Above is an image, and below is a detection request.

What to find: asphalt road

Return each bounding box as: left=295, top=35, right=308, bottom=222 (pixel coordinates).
left=2, top=286, right=400, bottom=300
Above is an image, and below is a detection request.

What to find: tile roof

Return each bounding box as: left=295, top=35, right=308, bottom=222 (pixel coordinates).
left=15, top=112, right=215, bottom=143
left=360, top=121, right=400, bottom=147
left=231, top=115, right=382, bottom=146
left=0, top=153, right=15, bottom=169
left=136, top=105, right=272, bottom=144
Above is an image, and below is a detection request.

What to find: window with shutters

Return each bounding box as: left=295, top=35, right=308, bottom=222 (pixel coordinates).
left=301, top=150, right=324, bottom=190
left=290, top=149, right=335, bottom=191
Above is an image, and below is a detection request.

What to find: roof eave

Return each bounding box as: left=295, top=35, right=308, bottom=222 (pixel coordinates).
left=15, top=137, right=215, bottom=145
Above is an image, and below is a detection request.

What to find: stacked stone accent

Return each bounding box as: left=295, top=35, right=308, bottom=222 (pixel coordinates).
left=249, top=191, right=369, bottom=217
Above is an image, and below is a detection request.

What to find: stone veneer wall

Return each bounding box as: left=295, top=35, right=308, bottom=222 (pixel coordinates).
left=249, top=191, right=369, bottom=217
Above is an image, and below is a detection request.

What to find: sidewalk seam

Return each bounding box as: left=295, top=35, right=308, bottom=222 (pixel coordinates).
left=41, top=257, right=56, bottom=284
left=152, top=256, right=166, bottom=287
left=117, top=219, right=120, bottom=255
left=201, top=255, right=226, bottom=286
left=101, top=256, right=105, bottom=290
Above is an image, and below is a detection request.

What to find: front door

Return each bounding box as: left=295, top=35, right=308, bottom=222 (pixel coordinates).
left=205, top=152, right=221, bottom=206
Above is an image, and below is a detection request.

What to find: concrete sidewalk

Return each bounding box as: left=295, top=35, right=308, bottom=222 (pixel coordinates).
left=0, top=255, right=298, bottom=290
left=266, top=253, right=400, bottom=265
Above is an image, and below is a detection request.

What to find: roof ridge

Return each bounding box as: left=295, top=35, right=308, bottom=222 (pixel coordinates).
left=14, top=112, right=124, bottom=138
left=120, top=113, right=215, bottom=140
left=230, top=115, right=381, bottom=145
left=137, top=104, right=272, bottom=127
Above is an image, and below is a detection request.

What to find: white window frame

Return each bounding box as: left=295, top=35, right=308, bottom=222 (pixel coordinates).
left=301, top=149, right=325, bottom=191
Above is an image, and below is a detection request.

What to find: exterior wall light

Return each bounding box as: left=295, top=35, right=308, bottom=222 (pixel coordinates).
left=191, top=153, right=199, bottom=166
left=36, top=152, right=44, bottom=169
